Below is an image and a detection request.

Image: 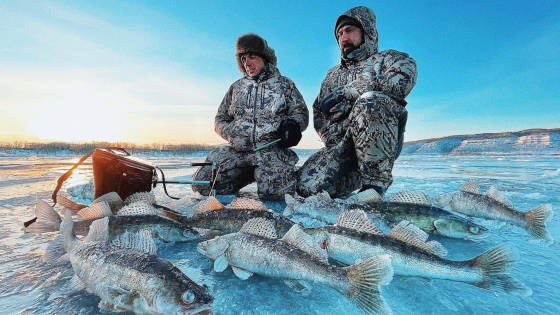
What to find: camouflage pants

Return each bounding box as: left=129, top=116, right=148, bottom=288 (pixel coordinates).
left=297, top=92, right=407, bottom=198
left=192, top=144, right=298, bottom=201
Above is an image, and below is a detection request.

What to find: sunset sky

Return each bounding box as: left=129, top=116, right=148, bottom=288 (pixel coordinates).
left=1, top=0, right=559, bottom=148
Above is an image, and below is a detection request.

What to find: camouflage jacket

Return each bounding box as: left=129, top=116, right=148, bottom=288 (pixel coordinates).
left=215, top=63, right=308, bottom=152
left=314, top=6, right=418, bottom=147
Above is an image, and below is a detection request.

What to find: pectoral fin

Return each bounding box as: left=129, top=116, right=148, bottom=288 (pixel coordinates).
left=231, top=266, right=253, bottom=280
left=214, top=255, right=229, bottom=272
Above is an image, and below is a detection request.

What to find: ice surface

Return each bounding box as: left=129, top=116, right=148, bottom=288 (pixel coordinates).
left=1, top=152, right=559, bottom=314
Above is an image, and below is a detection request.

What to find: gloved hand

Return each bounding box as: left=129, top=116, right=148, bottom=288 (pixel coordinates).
left=278, top=119, right=302, bottom=148
left=319, top=86, right=345, bottom=117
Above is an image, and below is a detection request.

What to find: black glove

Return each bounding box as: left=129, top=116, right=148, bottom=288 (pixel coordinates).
left=319, top=86, right=345, bottom=117
left=278, top=119, right=302, bottom=148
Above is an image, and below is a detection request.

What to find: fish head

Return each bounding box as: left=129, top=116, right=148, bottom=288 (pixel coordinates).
left=153, top=286, right=213, bottom=315
left=433, top=192, right=454, bottom=208
left=433, top=218, right=488, bottom=240
left=197, top=236, right=229, bottom=259
left=155, top=225, right=200, bottom=242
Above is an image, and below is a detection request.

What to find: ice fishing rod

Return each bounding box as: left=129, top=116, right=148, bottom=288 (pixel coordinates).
left=155, top=162, right=214, bottom=185
left=155, top=162, right=215, bottom=200
left=253, top=138, right=281, bottom=152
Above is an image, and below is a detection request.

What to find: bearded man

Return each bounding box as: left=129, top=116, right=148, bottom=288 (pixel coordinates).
left=297, top=6, right=417, bottom=198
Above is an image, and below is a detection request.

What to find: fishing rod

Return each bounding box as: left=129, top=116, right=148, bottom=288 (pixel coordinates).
left=253, top=138, right=281, bottom=152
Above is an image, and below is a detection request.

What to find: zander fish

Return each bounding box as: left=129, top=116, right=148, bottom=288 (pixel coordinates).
left=283, top=189, right=381, bottom=223
left=434, top=181, right=553, bottom=240
left=197, top=218, right=394, bottom=315
left=304, top=209, right=531, bottom=296
left=169, top=197, right=298, bottom=237
left=285, top=190, right=487, bottom=240
left=25, top=200, right=198, bottom=243
left=53, top=210, right=213, bottom=314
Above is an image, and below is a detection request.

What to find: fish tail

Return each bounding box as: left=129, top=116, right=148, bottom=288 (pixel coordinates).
left=524, top=204, right=553, bottom=240
left=25, top=200, right=61, bottom=233
left=345, top=254, right=394, bottom=315
left=61, top=210, right=78, bottom=251
left=472, top=245, right=531, bottom=296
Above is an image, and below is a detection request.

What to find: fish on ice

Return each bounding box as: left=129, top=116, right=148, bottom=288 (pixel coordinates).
left=304, top=209, right=531, bottom=296
left=26, top=199, right=198, bottom=243
left=285, top=190, right=488, bottom=240
left=198, top=218, right=394, bottom=315
left=51, top=210, right=213, bottom=314
left=434, top=181, right=553, bottom=240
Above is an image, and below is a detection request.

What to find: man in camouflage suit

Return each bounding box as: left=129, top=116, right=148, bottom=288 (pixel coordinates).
left=297, top=6, right=417, bottom=198
left=192, top=33, right=308, bottom=201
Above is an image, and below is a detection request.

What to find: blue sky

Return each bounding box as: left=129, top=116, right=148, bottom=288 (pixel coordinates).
left=1, top=0, right=558, bottom=148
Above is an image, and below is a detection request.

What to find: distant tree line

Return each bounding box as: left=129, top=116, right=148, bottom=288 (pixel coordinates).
left=0, top=141, right=213, bottom=155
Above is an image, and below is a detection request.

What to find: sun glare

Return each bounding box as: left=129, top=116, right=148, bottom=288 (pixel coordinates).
left=25, top=105, right=126, bottom=143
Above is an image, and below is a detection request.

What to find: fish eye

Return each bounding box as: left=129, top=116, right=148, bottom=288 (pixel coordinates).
left=469, top=226, right=479, bottom=234
left=182, top=291, right=195, bottom=304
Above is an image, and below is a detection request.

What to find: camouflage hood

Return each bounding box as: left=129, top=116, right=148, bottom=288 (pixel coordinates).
left=334, top=6, right=378, bottom=62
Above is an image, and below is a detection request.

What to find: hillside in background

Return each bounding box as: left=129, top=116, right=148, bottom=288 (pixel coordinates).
left=403, top=128, right=560, bottom=155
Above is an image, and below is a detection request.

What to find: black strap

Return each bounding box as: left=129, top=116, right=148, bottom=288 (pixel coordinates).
left=51, top=150, right=93, bottom=205
left=155, top=166, right=180, bottom=200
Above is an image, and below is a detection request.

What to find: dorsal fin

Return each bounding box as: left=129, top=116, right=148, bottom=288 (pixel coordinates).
left=387, top=221, right=447, bottom=257
left=228, top=198, right=267, bottom=211
left=77, top=201, right=112, bottom=220
left=118, top=201, right=158, bottom=216
left=57, top=192, right=87, bottom=212
left=319, top=191, right=334, bottom=201
left=124, top=191, right=156, bottom=205
left=85, top=217, right=109, bottom=243
left=346, top=188, right=382, bottom=204
left=191, top=196, right=225, bottom=216
left=111, top=229, right=157, bottom=255
left=485, top=186, right=513, bottom=208
left=92, top=192, right=123, bottom=213
left=239, top=218, right=277, bottom=239
left=35, top=200, right=61, bottom=223
left=460, top=180, right=481, bottom=194
left=336, top=209, right=382, bottom=235
left=389, top=190, right=431, bottom=206
left=281, top=225, right=328, bottom=264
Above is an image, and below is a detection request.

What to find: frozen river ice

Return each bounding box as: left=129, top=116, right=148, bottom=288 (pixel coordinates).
left=0, top=152, right=559, bottom=314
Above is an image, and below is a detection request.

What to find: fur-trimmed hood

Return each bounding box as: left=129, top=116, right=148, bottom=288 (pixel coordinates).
left=235, top=33, right=277, bottom=74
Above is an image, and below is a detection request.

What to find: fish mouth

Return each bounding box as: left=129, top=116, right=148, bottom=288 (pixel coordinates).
left=180, top=305, right=212, bottom=315
left=196, top=243, right=208, bottom=256
left=465, top=233, right=489, bottom=240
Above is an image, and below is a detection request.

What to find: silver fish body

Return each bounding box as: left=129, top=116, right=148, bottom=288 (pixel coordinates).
left=197, top=221, right=394, bottom=315
left=68, top=242, right=213, bottom=314
left=60, top=211, right=213, bottom=314
left=304, top=225, right=530, bottom=295
left=203, top=233, right=349, bottom=291
left=307, top=226, right=476, bottom=281
left=435, top=190, right=553, bottom=240
left=105, top=215, right=199, bottom=242
left=180, top=209, right=298, bottom=237
left=284, top=193, right=487, bottom=239
left=357, top=202, right=488, bottom=240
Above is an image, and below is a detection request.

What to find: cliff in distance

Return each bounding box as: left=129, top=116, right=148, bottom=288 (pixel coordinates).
left=402, top=128, right=560, bottom=155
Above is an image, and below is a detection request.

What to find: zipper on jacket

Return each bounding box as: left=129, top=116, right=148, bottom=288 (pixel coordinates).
left=252, top=83, right=259, bottom=148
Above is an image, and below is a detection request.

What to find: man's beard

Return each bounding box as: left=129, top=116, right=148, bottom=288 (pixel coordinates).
left=341, top=43, right=360, bottom=57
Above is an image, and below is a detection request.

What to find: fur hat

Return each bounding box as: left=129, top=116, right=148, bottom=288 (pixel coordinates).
left=235, top=33, right=277, bottom=73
